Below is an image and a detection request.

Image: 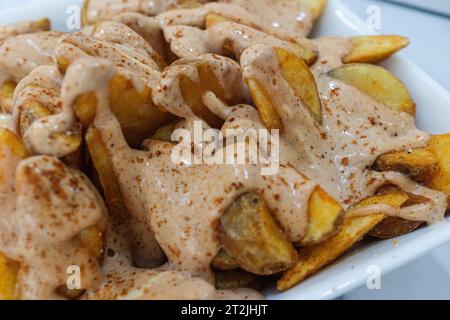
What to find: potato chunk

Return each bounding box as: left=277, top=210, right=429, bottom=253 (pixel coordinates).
left=277, top=192, right=409, bottom=291
left=343, top=35, right=409, bottom=64
left=374, top=148, right=439, bottom=182
left=74, top=74, right=174, bottom=147
left=246, top=47, right=322, bottom=130
left=211, top=249, right=240, bottom=271
left=0, top=254, right=20, bottom=300
left=427, top=134, right=450, bottom=210
left=329, top=63, right=415, bottom=115
left=299, top=187, right=343, bottom=246
left=218, top=192, right=297, bottom=276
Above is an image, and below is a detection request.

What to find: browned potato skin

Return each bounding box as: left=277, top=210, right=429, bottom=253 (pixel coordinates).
left=374, top=148, right=439, bottom=183
left=218, top=192, right=297, bottom=276
left=368, top=184, right=426, bottom=238
left=215, top=269, right=268, bottom=291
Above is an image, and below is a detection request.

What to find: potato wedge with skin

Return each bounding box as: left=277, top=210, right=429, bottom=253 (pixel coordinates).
left=215, top=269, right=267, bottom=291
left=245, top=78, right=283, bottom=131
left=0, top=253, right=20, bottom=300
left=277, top=48, right=322, bottom=124
left=368, top=216, right=423, bottom=239
left=278, top=213, right=385, bottom=291
left=368, top=184, right=427, bottom=238
left=219, top=192, right=297, bottom=276
left=212, top=249, right=240, bottom=271
left=329, top=63, right=415, bottom=115
left=298, top=0, right=327, bottom=21
left=299, top=187, right=343, bottom=246
left=0, top=81, right=16, bottom=113
left=86, top=127, right=129, bottom=221
left=74, top=74, right=175, bottom=147
left=343, top=36, right=410, bottom=64
left=278, top=193, right=409, bottom=290
left=427, top=134, right=450, bottom=210
left=178, top=62, right=230, bottom=128
left=374, top=148, right=439, bottom=183
left=246, top=47, right=322, bottom=131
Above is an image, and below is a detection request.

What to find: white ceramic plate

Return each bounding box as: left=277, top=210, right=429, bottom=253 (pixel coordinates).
left=1, top=0, right=450, bottom=300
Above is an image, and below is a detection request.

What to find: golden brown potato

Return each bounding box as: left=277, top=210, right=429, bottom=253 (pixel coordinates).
left=215, top=269, right=267, bottom=291
left=179, top=63, right=225, bottom=128
left=0, top=81, right=16, bottom=113
left=246, top=47, right=322, bottom=131
left=74, top=74, right=175, bottom=147
left=299, top=0, right=327, bottom=20
left=218, top=192, right=297, bottom=276
left=343, top=35, right=410, bottom=64
left=0, top=254, right=20, bottom=300
left=211, top=249, right=240, bottom=271
left=329, top=63, right=416, bottom=115
left=277, top=192, right=409, bottom=291
left=246, top=78, right=283, bottom=131
left=374, top=148, right=439, bottom=182
left=299, top=187, right=343, bottom=246
left=426, top=134, right=450, bottom=210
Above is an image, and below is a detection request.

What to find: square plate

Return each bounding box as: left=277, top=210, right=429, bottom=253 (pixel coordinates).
left=1, top=0, right=449, bottom=300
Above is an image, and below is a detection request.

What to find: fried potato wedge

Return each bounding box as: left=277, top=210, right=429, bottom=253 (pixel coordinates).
left=212, top=249, right=240, bottom=271
left=0, top=128, right=29, bottom=159
left=179, top=64, right=225, bottom=129
left=246, top=47, right=322, bottom=130
left=374, top=148, right=439, bottom=182
left=0, top=81, right=16, bottom=113
left=299, top=187, right=343, bottom=246
left=329, top=63, right=415, bottom=115
left=0, top=253, right=20, bottom=300
left=0, top=129, right=27, bottom=300
left=215, top=269, right=267, bottom=291
left=368, top=184, right=427, bottom=238
left=75, top=74, right=174, bottom=147
left=343, top=35, right=410, bottom=64
left=218, top=192, right=297, bottom=276
left=299, top=0, right=327, bottom=20
left=277, top=193, right=409, bottom=290
left=276, top=47, right=322, bottom=124
left=426, top=134, right=450, bottom=209
left=86, top=127, right=129, bottom=221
